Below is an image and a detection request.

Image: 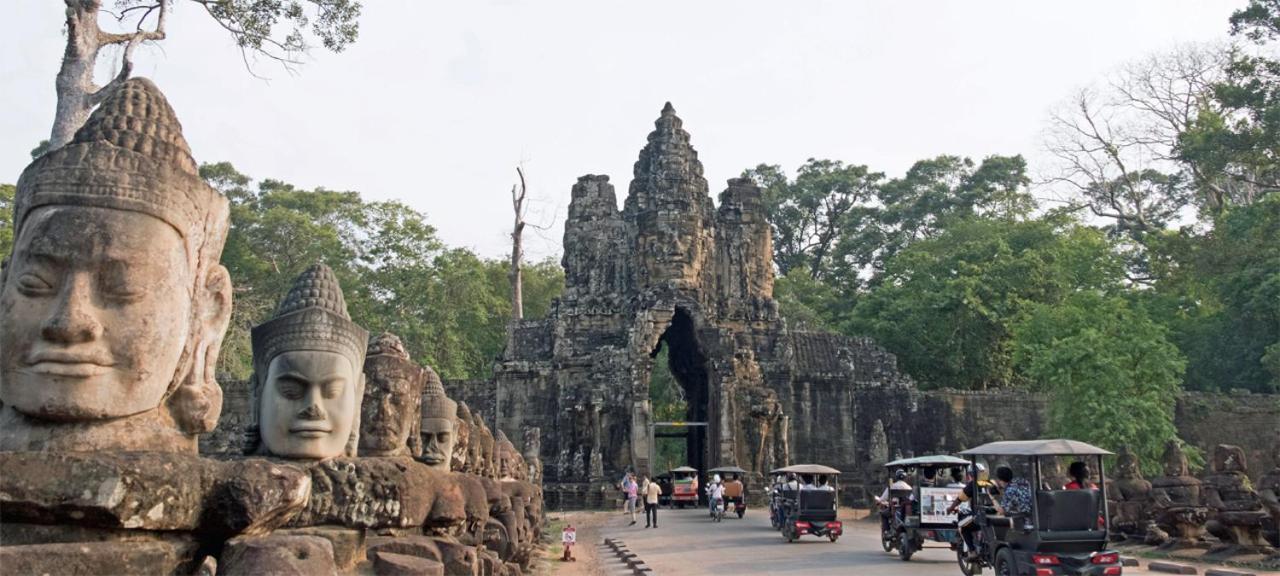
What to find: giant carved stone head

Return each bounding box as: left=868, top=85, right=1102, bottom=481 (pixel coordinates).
left=358, top=332, right=424, bottom=458
left=0, top=78, right=233, bottom=452
left=418, top=367, right=457, bottom=472
left=248, top=264, right=368, bottom=460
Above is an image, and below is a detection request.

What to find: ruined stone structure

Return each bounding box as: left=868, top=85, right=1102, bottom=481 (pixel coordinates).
left=447, top=104, right=915, bottom=507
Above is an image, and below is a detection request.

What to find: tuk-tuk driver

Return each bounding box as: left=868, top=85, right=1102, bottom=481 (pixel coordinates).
left=946, top=463, right=990, bottom=560
left=876, top=469, right=913, bottom=534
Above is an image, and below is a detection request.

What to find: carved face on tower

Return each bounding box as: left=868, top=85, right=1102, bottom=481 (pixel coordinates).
left=358, top=333, right=424, bottom=458
left=249, top=264, right=367, bottom=460
left=0, top=78, right=232, bottom=452
left=418, top=366, right=457, bottom=472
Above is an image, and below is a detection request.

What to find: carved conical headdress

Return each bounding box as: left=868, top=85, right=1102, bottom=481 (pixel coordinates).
left=252, top=263, right=368, bottom=370
left=421, top=366, right=457, bottom=420
left=15, top=78, right=228, bottom=264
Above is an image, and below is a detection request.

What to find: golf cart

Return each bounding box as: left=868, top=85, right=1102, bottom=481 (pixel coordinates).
left=881, top=454, right=972, bottom=561
left=958, top=439, right=1122, bottom=576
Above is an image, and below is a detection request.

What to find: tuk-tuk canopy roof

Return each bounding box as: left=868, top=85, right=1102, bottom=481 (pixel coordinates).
left=773, top=464, right=842, bottom=475
left=709, top=466, right=748, bottom=474
left=884, top=455, right=971, bottom=468
left=959, top=439, right=1113, bottom=457
left=669, top=466, right=698, bottom=473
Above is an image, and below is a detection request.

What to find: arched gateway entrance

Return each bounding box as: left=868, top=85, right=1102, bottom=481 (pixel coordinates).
left=643, top=307, right=713, bottom=477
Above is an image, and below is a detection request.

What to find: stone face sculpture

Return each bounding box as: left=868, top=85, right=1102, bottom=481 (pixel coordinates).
left=418, top=367, right=458, bottom=473
left=453, top=402, right=474, bottom=473
left=1259, top=436, right=1280, bottom=548
left=1149, top=440, right=1209, bottom=547
left=523, top=427, right=543, bottom=486
left=1203, top=444, right=1273, bottom=552
left=248, top=264, right=368, bottom=460
left=1108, top=445, right=1153, bottom=537
left=0, top=77, right=232, bottom=453
left=358, top=333, right=424, bottom=458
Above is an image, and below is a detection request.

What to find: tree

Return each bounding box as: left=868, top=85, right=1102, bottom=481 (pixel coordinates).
left=742, top=159, right=882, bottom=282
left=509, top=166, right=528, bottom=320
left=850, top=216, right=1126, bottom=390
left=48, top=0, right=361, bottom=150
left=1044, top=45, right=1231, bottom=235
left=1014, top=292, right=1186, bottom=475
left=0, top=184, right=14, bottom=260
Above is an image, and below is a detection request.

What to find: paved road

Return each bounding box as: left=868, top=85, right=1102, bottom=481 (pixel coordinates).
left=595, top=506, right=1231, bottom=575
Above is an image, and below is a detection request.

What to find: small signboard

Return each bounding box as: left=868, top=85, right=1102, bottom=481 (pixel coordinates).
left=562, top=525, right=577, bottom=545
left=920, top=487, right=963, bottom=524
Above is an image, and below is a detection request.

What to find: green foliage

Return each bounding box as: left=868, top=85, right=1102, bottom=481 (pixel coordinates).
left=850, top=217, right=1125, bottom=390
left=203, top=162, right=563, bottom=381
left=166, top=0, right=361, bottom=58
left=1014, top=293, right=1186, bottom=475
left=0, top=184, right=14, bottom=260
left=649, top=347, right=690, bottom=471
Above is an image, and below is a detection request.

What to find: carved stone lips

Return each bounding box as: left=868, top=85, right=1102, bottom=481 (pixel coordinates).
left=24, top=349, right=114, bottom=377
left=290, top=423, right=332, bottom=437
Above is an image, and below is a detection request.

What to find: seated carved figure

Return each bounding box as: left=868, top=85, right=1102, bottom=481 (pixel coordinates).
left=1108, top=445, right=1153, bottom=538
left=1149, top=440, right=1209, bottom=547
left=1260, top=436, right=1280, bottom=548
left=0, top=78, right=232, bottom=453
left=358, top=332, right=424, bottom=458
left=418, top=367, right=457, bottom=473
left=247, top=264, right=368, bottom=460
left=1203, top=444, right=1273, bottom=552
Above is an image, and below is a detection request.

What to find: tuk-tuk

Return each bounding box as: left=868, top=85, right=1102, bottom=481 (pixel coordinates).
left=958, top=439, right=1122, bottom=576
left=669, top=466, right=699, bottom=508
left=653, top=473, right=674, bottom=507
left=774, top=464, right=843, bottom=543
left=879, top=454, right=971, bottom=561
left=709, top=465, right=748, bottom=519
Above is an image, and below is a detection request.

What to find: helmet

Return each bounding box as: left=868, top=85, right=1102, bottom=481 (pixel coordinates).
left=894, top=469, right=907, bottom=481
left=713, top=474, right=722, bottom=484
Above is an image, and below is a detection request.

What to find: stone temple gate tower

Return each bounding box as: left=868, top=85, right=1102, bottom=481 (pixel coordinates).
left=452, top=104, right=918, bottom=507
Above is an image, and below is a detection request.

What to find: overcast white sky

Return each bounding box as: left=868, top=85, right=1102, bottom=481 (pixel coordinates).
left=0, top=1, right=1241, bottom=261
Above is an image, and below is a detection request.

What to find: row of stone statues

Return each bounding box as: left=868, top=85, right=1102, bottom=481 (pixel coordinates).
left=1109, top=440, right=1280, bottom=557
left=0, top=77, right=544, bottom=575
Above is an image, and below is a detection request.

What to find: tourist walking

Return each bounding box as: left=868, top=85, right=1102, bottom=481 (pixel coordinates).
left=624, top=472, right=639, bottom=525
left=644, top=475, right=662, bottom=528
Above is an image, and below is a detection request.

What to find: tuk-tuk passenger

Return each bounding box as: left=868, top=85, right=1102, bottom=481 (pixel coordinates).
left=800, top=474, right=818, bottom=490
left=921, top=467, right=938, bottom=487
left=816, top=474, right=835, bottom=491
left=993, top=466, right=1032, bottom=518
left=724, top=474, right=744, bottom=500
left=1065, top=461, right=1098, bottom=490
left=947, top=467, right=965, bottom=487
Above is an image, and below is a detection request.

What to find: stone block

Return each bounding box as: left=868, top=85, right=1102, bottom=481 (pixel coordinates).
left=220, top=534, right=336, bottom=576
left=375, top=551, right=446, bottom=576
left=274, top=526, right=366, bottom=571
left=1149, top=561, right=1199, bottom=574
left=0, top=540, right=200, bottom=576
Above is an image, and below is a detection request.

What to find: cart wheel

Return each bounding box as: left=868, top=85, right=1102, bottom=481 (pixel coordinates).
left=957, top=548, right=978, bottom=576
left=898, top=532, right=914, bottom=561
left=828, top=533, right=839, bottom=543
left=785, top=528, right=795, bottom=543
left=737, top=508, right=745, bottom=519
left=995, top=548, right=1015, bottom=576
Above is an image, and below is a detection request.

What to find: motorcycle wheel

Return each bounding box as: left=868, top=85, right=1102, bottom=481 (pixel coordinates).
left=995, top=548, right=1016, bottom=576
left=898, top=532, right=914, bottom=561
left=880, top=529, right=894, bottom=552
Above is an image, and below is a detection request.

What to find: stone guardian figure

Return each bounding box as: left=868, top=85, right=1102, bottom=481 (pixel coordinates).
left=418, top=367, right=458, bottom=472
left=358, top=332, right=425, bottom=458
left=0, top=78, right=233, bottom=453
left=247, top=263, right=368, bottom=460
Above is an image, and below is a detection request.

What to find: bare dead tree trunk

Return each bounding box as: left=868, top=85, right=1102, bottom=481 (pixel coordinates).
left=509, top=166, right=527, bottom=320
left=50, top=0, right=167, bottom=150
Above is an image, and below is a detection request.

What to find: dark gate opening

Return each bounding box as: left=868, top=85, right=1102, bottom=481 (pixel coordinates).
left=647, top=307, right=712, bottom=478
